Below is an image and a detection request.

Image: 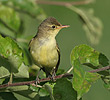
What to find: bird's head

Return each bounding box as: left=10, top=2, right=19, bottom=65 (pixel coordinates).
left=38, top=17, right=69, bottom=38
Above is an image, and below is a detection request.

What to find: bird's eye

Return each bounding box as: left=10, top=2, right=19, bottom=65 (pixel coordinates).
left=52, top=25, right=56, bottom=29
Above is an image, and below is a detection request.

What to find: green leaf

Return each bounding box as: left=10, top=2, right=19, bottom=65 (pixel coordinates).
left=30, top=84, right=39, bottom=92
left=13, top=89, right=39, bottom=100
left=0, top=55, right=10, bottom=78
left=0, top=35, right=29, bottom=79
left=1, top=0, right=46, bottom=20
left=71, top=44, right=109, bottom=78
left=102, top=74, right=110, bottom=91
left=67, top=6, right=103, bottom=45
left=0, top=35, right=22, bottom=73
left=44, top=83, right=55, bottom=100
left=72, top=59, right=100, bottom=99
left=0, top=78, right=5, bottom=85
left=14, top=63, right=29, bottom=78
left=53, top=78, right=77, bottom=100
left=0, top=5, right=20, bottom=36
left=0, top=92, right=17, bottom=100
left=0, top=86, right=39, bottom=99
left=39, top=87, right=49, bottom=97
left=70, top=44, right=110, bottom=99
left=71, top=44, right=109, bottom=68
left=7, top=85, right=29, bottom=92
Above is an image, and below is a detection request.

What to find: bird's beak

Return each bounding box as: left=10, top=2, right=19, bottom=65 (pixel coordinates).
left=56, top=25, right=70, bottom=29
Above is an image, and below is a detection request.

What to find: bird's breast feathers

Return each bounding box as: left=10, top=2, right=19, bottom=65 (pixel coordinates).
left=31, top=37, right=59, bottom=68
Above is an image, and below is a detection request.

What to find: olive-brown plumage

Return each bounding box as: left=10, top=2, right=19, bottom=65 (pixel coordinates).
left=29, top=17, right=69, bottom=77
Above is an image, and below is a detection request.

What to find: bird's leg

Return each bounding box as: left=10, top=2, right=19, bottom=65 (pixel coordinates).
left=51, top=69, right=56, bottom=82
left=36, top=68, right=41, bottom=85
left=46, top=72, right=56, bottom=82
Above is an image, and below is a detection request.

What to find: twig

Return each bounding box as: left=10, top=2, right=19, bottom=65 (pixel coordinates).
left=67, top=66, right=73, bottom=73
left=0, top=66, right=110, bottom=89
left=67, top=66, right=110, bottom=73
left=36, top=0, right=93, bottom=6
left=0, top=73, right=73, bottom=89
left=88, top=66, right=110, bottom=73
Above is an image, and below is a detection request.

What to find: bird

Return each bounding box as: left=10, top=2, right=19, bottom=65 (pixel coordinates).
left=29, top=17, right=69, bottom=80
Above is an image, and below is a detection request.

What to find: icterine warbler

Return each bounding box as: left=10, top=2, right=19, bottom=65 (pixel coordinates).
left=29, top=17, right=69, bottom=79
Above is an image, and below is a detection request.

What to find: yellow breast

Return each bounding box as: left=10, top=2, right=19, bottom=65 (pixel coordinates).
left=30, top=37, right=58, bottom=68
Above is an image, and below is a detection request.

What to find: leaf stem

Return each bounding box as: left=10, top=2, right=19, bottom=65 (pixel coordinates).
left=67, top=66, right=73, bottom=73
left=8, top=73, right=13, bottom=84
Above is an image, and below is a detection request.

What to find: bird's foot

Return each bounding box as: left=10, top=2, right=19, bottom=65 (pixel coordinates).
left=49, top=72, right=56, bottom=82
left=35, top=68, right=41, bottom=85
left=36, top=76, right=40, bottom=85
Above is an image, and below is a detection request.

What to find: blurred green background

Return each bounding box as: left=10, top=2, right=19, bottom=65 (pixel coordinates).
left=0, top=0, right=110, bottom=100
left=25, top=0, right=110, bottom=100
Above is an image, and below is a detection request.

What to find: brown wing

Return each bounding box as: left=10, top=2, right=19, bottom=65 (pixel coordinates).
left=55, top=43, right=60, bottom=73
left=28, top=34, right=37, bottom=51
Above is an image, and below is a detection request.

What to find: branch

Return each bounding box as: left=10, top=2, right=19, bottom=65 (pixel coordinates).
left=88, top=66, right=110, bottom=73
left=0, top=73, right=73, bottom=89
left=36, top=0, right=94, bottom=6
left=0, top=66, right=110, bottom=89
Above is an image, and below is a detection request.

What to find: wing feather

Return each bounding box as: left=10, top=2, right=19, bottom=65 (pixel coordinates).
left=55, top=43, right=60, bottom=72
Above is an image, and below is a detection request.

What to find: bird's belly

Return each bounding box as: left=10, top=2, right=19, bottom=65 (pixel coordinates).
left=32, top=45, right=58, bottom=68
